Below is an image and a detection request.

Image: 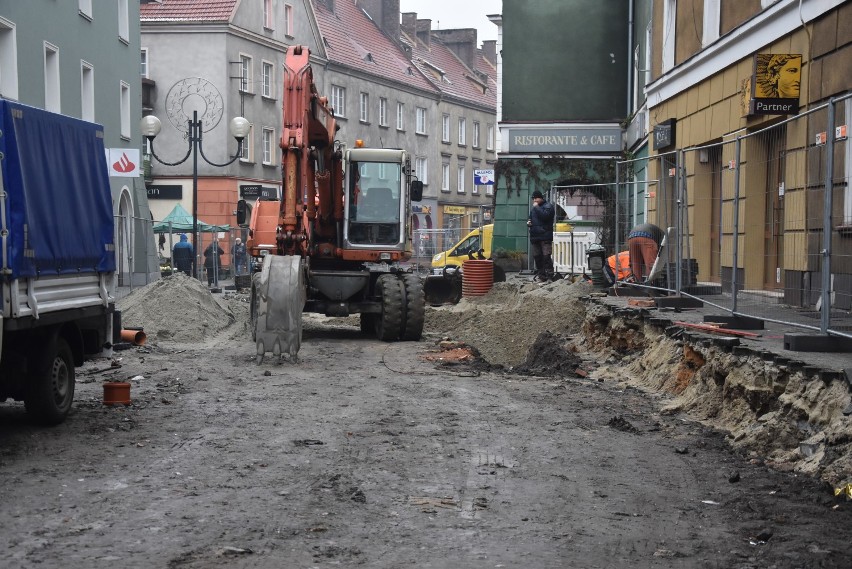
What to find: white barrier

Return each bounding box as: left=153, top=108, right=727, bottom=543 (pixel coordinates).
left=553, top=231, right=597, bottom=275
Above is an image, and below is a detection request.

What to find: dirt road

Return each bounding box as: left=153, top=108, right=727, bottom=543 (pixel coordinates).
left=1, top=286, right=851, bottom=568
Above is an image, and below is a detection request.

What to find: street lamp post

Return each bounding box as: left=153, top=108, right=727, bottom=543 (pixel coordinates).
left=140, top=111, right=250, bottom=282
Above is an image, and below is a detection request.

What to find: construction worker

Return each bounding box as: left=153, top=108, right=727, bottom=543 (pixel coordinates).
left=528, top=190, right=555, bottom=282
left=627, top=223, right=665, bottom=283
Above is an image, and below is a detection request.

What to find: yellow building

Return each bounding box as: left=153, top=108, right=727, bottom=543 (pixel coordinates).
left=646, top=0, right=851, bottom=308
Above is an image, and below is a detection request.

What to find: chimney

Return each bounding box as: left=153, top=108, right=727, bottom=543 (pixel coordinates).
left=415, top=19, right=431, bottom=48
left=401, top=12, right=417, bottom=39
left=481, top=40, right=497, bottom=66
left=433, top=28, right=477, bottom=69
left=359, top=0, right=400, bottom=39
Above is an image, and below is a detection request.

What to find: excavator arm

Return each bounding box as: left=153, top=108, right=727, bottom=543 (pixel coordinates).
left=278, top=45, right=339, bottom=256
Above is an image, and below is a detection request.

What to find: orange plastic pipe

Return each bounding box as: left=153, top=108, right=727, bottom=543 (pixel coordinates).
left=120, top=329, right=147, bottom=345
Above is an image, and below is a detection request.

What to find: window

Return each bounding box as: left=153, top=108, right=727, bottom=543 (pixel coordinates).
left=487, top=124, right=494, bottom=151
left=240, top=124, right=254, bottom=161
left=262, top=61, right=273, bottom=97
left=262, top=127, right=274, bottom=164
left=486, top=183, right=494, bottom=197
left=240, top=54, right=252, bottom=93
left=118, top=0, right=129, bottom=42
left=702, top=0, right=720, bottom=46
left=472, top=121, right=480, bottom=148
left=415, top=157, right=427, bottom=185
left=458, top=117, right=466, bottom=145
left=120, top=81, right=130, bottom=138
left=331, top=85, right=345, bottom=117
left=140, top=48, right=148, bottom=78
left=457, top=165, right=466, bottom=193
left=283, top=3, right=294, bottom=36
left=0, top=17, right=19, bottom=100
left=442, top=114, right=450, bottom=142
left=263, top=0, right=273, bottom=29
left=662, top=0, right=675, bottom=72
left=416, top=107, right=427, bottom=134
left=379, top=97, right=387, bottom=126
left=44, top=42, right=60, bottom=113
left=441, top=163, right=450, bottom=192
left=78, top=0, right=92, bottom=19
left=360, top=92, right=369, bottom=122
left=396, top=102, right=404, bottom=130
left=81, top=62, right=94, bottom=122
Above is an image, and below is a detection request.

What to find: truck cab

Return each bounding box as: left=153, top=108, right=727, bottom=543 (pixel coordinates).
left=431, top=224, right=493, bottom=274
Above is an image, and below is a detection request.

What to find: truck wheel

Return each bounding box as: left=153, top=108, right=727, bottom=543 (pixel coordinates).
left=25, top=337, right=75, bottom=425
left=400, top=274, right=425, bottom=341
left=375, top=274, right=403, bottom=341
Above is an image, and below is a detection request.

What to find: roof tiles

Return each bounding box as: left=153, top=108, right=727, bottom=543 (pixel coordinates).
left=140, top=0, right=237, bottom=22
left=312, top=0, right=436, bottom=93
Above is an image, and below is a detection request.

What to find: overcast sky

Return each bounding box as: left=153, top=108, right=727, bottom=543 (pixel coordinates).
left=398, top=0, right=502, bottom=44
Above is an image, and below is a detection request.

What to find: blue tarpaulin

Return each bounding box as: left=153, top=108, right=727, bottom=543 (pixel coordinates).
left=0, top=99, right=115, bottom=278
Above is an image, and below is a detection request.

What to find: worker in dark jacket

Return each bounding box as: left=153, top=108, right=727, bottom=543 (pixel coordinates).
left=204, top=241, right=224, bottom=286
left=627, top=223, right=665, bottom=282
left=527, top=189, right=556, bottom=282
left=172, top=234, right=194, bottom=276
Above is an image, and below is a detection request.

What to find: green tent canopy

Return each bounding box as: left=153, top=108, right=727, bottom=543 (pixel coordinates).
left=152, top=203, right=230, bottom=233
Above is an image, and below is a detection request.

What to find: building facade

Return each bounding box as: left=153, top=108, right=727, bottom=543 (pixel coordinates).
left=141, top=0, right=498, bottom=269
left=0, top=0, right=158, bottom=286
left=492, top=0, right=631, bottom=254
left=645, top=0, right=851, bottom=307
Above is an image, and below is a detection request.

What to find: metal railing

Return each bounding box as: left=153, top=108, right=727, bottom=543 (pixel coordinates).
left=611, top=94, right=852, bottom=341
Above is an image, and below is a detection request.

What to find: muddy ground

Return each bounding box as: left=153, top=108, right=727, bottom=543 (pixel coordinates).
left=0, top=273, right=851, bottom=568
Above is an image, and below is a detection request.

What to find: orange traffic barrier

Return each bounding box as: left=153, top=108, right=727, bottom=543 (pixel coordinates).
left=121, top=329, right=147, bottom=345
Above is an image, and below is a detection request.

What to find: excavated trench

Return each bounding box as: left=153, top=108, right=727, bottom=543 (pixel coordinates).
left=424, top=279, right=852, bottom=489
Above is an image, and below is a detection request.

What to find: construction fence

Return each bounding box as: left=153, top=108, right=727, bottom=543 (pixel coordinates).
left=607, top=94, right=852, bottom=341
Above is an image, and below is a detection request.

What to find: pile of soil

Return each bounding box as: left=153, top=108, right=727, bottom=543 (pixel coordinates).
left=511, top=330, right=583, bottom=377
left=425, top=278, right=593, bottom=370
left=118, top=272, right=236, bottom=342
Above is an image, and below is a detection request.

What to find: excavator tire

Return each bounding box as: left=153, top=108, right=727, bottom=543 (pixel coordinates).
left=254, top=255, right=306, bottom=362
left=375, top=274, right=404, bottom=341
left=250, top=273, right=261, bottom=342
left=400, top=273, right=425, bottom=341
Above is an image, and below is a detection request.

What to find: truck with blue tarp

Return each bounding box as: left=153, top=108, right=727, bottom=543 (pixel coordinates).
left=0, top=99, right=117, bottom=424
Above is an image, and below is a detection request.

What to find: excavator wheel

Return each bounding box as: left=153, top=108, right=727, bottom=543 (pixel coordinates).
left=400, top=273, right=425, bottom=341
left=375, top=274, right=404, bottom=341
left=253, top=255, right=306, bottom=363
left=250, top=273, right=261, bottom=342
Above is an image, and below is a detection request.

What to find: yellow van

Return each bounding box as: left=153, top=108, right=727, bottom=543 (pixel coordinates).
left=431, top=225, right=494, bottom=274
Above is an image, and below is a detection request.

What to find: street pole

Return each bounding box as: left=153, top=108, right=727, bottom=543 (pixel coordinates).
left=141, top=111, right=249, bottom=286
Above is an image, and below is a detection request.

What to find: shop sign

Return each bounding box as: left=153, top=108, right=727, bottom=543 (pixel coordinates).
left=507, top=126, right=621, bottom=153
left=749, top=53, right=801, bottom=116
left=653, top=119, right=676, bottom=150
left=240, top=185, right=279, bottom=200
left=412, top=205, right=432, bottom=214
left=146, top=184, right=182, bottom=199
left=474, top=169, right=495, bottom=185
left=443, top=205, right=466, bottom=215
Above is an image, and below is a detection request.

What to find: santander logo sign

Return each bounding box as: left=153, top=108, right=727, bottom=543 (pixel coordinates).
left=105, top=148, right=140, bottom=177
left=112, top=152, right=136, bottom=173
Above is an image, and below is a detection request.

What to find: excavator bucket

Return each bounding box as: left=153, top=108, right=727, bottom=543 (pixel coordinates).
left=252, top=255, right=306, bottom=363
left=423, top=270, right=463, bottom=306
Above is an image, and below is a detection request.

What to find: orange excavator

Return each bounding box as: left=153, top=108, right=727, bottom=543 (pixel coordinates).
left=237, top=46, right=425, bottom=361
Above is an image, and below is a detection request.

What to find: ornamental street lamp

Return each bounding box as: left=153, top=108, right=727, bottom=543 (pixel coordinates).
left=140, top=111, right=249, bottom=282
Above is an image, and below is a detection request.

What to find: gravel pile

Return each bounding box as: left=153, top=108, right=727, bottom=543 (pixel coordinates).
left=425, top=278, right=593, bottom=369
left=118, top=272, right=235, bottom=342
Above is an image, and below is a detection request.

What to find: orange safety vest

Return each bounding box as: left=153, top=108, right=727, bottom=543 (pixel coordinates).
left=607, top=251, right=632, bottom=281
